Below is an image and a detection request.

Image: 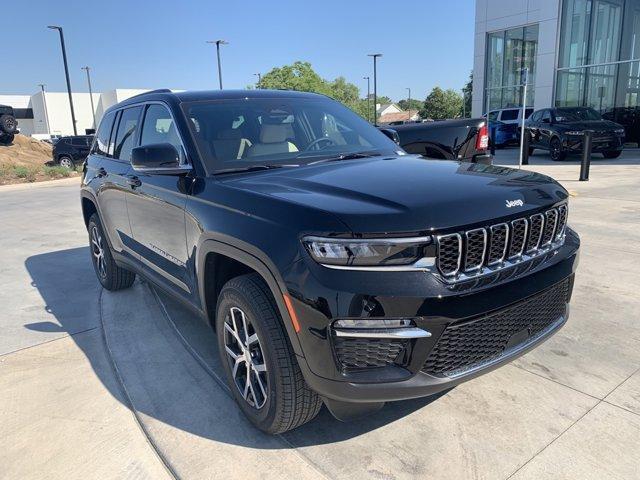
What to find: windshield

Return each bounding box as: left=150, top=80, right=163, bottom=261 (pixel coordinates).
left=554, top=108, right=602, bottom=122
left=182, top=96, right=401, bottom=173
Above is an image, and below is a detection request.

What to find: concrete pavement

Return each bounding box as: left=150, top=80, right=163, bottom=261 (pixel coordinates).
left=1, top=152, right=639, bottom=479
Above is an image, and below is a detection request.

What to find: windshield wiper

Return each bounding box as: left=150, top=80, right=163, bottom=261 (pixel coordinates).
left=307, top=152, right=381, bottom=165
left=213, top=164, right=295, bottom=176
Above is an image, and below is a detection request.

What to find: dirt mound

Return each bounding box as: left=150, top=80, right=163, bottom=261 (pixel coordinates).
left=0, top=134, right=53, bottom=168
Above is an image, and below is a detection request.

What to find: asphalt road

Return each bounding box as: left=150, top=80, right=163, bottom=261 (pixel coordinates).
left=1, top=154, right=639, bottom=479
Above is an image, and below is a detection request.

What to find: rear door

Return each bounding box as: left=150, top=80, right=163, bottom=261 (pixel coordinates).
left=89, top=110, right=136, bottom=256
left=71, top=136, right=91, bottom=163
left=124, top=103, right=191, bottom=293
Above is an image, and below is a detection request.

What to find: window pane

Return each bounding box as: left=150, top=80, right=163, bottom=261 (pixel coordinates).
left=585, top=64, right=617, bottom=112
left=556, top=69, right=587, bottom=106
left=500, top=109, right=519, bottom=120
left=590, top=0, right=623, bottom=64
left=486, top=32, right=504, bottom=90
left=114, top=107, right=142, bottom=162
left=504, top=27, right=525, bottom=86
left=141, top=104, right=183, bottom=158
left=487, top=88, right=502, bottom=111
left=93, top=111, right=115, bottom=156
left=524, top=24, right=539, bottom=86
left=559, top=0, right=592, bottom=68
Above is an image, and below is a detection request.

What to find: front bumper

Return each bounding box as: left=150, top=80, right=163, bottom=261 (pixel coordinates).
left=563, top=134, right=623, bottom=152
left=285, top=228, right=580, bottom=403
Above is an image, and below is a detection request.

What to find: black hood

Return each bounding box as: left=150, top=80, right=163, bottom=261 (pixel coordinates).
left=221, top=155, right=568, bottom=234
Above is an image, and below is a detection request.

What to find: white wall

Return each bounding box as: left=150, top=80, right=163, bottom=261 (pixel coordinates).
left=472, top=0, right=562, bottom=116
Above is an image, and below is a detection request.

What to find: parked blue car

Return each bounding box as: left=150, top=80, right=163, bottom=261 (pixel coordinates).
left=488, top=120, right=519, bottom=148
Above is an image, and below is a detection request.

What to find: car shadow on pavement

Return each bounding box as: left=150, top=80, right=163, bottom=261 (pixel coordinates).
left=25, top=247, right=445, bottom=449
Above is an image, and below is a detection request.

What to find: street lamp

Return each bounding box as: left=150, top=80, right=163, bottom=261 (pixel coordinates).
left=48, top=25, right=77, bottom=135
left=254, top=73, right=261, bottom=89
left=206, top=40, right=228, bottom=89
left=81, top=66, right=96, bottom=130
left=363, top=76, right=371, bottom=123
left=38, top=84, right=50, bottom=135
left=367, top=54, right=382, bottom=126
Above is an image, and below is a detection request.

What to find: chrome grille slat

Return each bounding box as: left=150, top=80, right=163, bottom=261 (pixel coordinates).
left=464, top=228, right=487, bottom=271
left=508, top=218, right=528, bottom=259
left=541, top=209, right=558, bottom=246
left=436, top=233, right=462, bottom=277
left=526, top=213, right=544, bottom=253
left=488, top=223, right=509, bottom=266
left=434, top=204, right=568, bottom=280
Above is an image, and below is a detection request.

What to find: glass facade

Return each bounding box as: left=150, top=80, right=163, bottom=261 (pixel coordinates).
left=485, top=25, right=539, bottom=111
left=557, top=0, right=640, bottom=143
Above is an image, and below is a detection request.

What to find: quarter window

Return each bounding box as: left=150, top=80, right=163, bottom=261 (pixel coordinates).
left=500, top=109, right=519, bottom=121
left=93, top=111, right=116, bottom=156
left=113, top=107, right=142, bottom=162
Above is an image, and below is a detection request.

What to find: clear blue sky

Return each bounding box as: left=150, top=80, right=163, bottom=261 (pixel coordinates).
left=4, top=0, right=475, bottom=102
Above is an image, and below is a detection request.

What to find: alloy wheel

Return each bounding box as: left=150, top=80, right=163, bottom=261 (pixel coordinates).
left=550, top=139, right=562, bottom=161
left=91, top=225, right=107, bottom=279
left=223, top=306, right=268, bottom=409
left=59, top=157, right=74, bottom=169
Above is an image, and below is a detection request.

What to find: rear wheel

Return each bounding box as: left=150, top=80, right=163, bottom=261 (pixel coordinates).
left=59, top=156, right=75, bottom=169
left=550, top=137, right=566, bottom=161
left=0, top=133, right=14, bottom=145
left=88, top=214, right=136, bottom=290
left=0, top=114, right=17, bottom=134
left=216, top=273, right=322, bottom=434
left=603, top=150, right=622, bottom=159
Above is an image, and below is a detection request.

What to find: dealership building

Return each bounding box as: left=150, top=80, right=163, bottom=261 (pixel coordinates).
left=473, top=0, right=640, bottom=140
left=0, top=89, right=154, bottom=137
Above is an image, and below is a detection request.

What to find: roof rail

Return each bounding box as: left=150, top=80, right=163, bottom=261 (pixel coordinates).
left=127, top=88, right=172, bottom=99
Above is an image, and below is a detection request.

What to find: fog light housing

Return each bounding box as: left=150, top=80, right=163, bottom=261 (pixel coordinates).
left=333, top=318, right=431, bottom=339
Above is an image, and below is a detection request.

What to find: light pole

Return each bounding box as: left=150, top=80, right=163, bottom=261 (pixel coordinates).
left=368, top=53, right=382, bottom=126
left=518, top=67, right=529, bottom=169
left=254, top=73, right=261, bottom=89
left=363, top=76, right=370, bottom=122
left=207, top=40, right=228, bottom=89
left=38, top=84, right=50, bottom=135
left=81, top=66, right=96, bottom=130
left=48, top=25, right=77, bottom=135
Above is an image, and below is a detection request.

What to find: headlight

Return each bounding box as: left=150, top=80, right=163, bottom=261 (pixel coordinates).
left=565, top=131, right=584, bottom=136
left=302, top=236, right=432, bottom=267
left=615, top=128, right=625, bottom=136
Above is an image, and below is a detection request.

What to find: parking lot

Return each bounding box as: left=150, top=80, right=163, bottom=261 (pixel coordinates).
left=1, top=151, right=639, bottom=479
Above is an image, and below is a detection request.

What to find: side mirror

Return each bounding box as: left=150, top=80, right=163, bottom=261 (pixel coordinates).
left=379, top=128, right=400, bottom=145
left=131, top=143, right=190, bottom=174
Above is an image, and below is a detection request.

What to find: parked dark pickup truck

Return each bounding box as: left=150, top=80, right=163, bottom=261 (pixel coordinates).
left=382, top=118, right=491, bottom=163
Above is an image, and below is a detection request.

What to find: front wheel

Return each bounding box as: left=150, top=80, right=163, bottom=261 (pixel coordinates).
left=216, top=273, right=322, bottom=434
left=87, top=214, right=136, bottom=290
left=58, top=156, right=75, bottom=169
left=603, top=150, right=622, bottom=159
left=550, top=137, right=566, bottom=161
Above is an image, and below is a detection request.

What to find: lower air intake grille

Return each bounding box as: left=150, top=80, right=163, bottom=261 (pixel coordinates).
left=422, top=279, right=570, bottom=377
left=334, top=337, right=408, bottom=370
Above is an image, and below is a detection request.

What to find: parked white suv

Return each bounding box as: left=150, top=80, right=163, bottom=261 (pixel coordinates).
left=488, top=107, right=534, bottom=125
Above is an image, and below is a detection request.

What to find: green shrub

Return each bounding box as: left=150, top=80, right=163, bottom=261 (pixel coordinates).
left=12, top=165, right=38, bottom=182
left=43, top=165, right=71, bottom=178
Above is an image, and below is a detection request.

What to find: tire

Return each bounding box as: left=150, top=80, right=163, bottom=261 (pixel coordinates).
left=216, top=273, right=322, bottom=434
left=0, top=115, right=17, bottom=134
left=0, top=132, right=14, bottom=145
left=550, top=137, right=566, bottom=161
left=87, top=213, right=136, bottom=291
left=603, top=150, right=622, bottom=159
left=58, top=156, right=75, bottom=169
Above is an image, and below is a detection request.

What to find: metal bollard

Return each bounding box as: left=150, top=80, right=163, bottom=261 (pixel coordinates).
left=490, top=127, right=496, bottom=156
left=580, top=130, right=593, bottom=181
left=522, top=131, right=530, bottom=165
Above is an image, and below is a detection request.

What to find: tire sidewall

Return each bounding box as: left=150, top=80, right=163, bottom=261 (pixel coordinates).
left=88, top=214, right=112, bottom=288
left=0, top=115, right=17, bottom=134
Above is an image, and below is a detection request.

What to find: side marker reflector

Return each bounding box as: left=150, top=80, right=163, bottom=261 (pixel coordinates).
left=283, top=294, right=301, bottom=333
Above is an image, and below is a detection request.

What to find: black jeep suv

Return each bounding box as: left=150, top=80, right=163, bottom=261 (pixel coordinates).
left=81, top=89, right=579, bottom=433
left=52, top=135, right=94, bottom=169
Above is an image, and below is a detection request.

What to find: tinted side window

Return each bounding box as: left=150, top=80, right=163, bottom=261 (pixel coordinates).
left=500, top=109, right=519, bottom=121
left=525, top=108, right=534, bottom=118
left=114, top=107, right=143, bottom=162
left=140, top=104, right=184, bottom=159
left=541, top=110, right=551, bottom=122
left=93, top=112, right=116, bottom=156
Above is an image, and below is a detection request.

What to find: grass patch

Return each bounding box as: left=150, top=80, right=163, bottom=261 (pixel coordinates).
left=43, top=165, right=72, bottom=179
left=13, top=165, right=38, bottom=182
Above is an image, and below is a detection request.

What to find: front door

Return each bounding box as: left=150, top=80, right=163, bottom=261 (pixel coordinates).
left=124, top=103, right=191, bottom=292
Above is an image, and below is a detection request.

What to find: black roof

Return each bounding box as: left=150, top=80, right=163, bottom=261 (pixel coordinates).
left=112, top=88, right=326, bottom=111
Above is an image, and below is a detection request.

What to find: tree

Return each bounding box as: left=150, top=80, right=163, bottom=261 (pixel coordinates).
left=461, top=71, right=473, bottom=118
left=420, top=87, right=463, bottom=120
left=397, top=98, right=422, bottom=112
left=258, top=62, right=379, bottom=120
